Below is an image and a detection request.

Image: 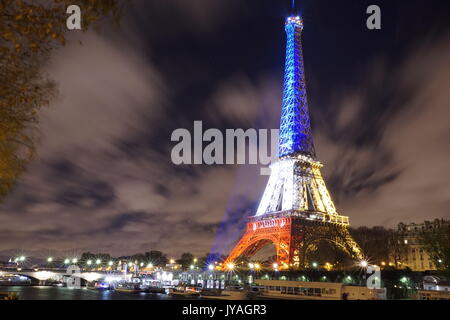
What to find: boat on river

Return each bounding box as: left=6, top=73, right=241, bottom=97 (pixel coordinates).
left=115, top=282, right=142, bottom=293
left=167, top=285, right=200, bottom=297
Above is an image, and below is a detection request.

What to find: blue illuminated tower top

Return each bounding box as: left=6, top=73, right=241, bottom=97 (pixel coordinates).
left=278, top=16, right=316, bottom=159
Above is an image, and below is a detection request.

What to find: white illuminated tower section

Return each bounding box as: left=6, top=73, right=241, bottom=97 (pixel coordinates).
left=223, top=15, right=363, bottom=269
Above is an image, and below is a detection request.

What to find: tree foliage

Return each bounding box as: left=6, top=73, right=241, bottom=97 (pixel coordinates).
left=0, top=0, right=128, bottom=200
left=418, top=225, right=450, bottom=276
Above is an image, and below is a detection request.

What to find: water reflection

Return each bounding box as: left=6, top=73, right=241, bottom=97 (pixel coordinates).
left=0, top=286, right=196, bottom=300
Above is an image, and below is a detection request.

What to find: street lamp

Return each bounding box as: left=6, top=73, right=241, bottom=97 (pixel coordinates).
left=248, top=263, right=254, bottom=270
left=226, top=262, right=235, bottom=271
left=254, top=263, right=261, bottom=271
left=190, top=265, right=194, bottom=270
left=47, top=257, right=53, bottom=263
left=19, top=256, right=25, bottom=262
left=72, top=258, right=78, bottom=264
left=147, top=263, right=153, bottom=268
left=95, top=259, right=101, bottom=265
left=87, top=260, right=92, bottom=265
left=311, top=262, right=318, bottom=268
left=64, top=259, right=70, bottom=264
left=193, top=258, right=198, bottom=263
left=360, top=260, right=368, bottom=268
left=169, top=259, right=175, bottom=264
left=208, top=264, right=214, bottom=271
left=273, top=263, right=279, bottom=270
left=108, top=261, right=113, bottom=266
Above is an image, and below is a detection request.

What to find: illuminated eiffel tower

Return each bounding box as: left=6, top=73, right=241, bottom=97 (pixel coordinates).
left=224, top=15, right=363, bottom=270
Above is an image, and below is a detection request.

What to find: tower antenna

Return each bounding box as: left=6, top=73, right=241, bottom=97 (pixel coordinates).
left=291, top=0, right=297, bottom=15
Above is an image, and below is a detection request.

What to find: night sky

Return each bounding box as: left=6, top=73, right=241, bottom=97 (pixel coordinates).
left=1, top=0, right=449, bottom=259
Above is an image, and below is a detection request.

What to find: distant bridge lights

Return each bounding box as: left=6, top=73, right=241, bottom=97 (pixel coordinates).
left=64, top=259, right=70, bottom=264
left=86, top=260, right=92, bottom=265
left=72, top=258, right=78, bottom=264
left=95, top=259, right=101, bottom=265
left=108, top=261, right=114, bottom=266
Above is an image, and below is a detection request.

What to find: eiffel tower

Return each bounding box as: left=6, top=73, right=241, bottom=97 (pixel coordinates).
left=223, top=15, right=363, bottom=270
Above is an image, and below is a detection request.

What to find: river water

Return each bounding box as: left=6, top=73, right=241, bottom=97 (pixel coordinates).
left=0, top=286, right=198, bottom=300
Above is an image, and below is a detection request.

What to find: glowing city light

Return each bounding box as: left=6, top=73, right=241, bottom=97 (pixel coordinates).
left=226, top=263, right=235, bottom=271
left=208, top=264, right=214, bottom=271
left=87, top=260, right=92, bottom=265
left=360, top=260, right=368, bottom=268
left=95, top=259, right=101, bottom=265
left=64, top=259, right=70, bottom=264
left=248, top=263, right=254, bottom=269
left=47, top=257, right=53, bottom=262
left=273, top=263, right=279, bottom=270
left=169, top=259, right=175, bottom=264
left=193, top=258, right=198, bottom=263
left=254, top=263, right=261, bottom=270
left=312, top=262, right=318, bottom=268
left=19, top=256, right=25, bottom=261
left=147, top=263, right=153, bottom=268
left=72, top=258, right=78, bottom=263
left=190, top=265, right=194, bottom=270
left=108, top=261, right=113, bottom=266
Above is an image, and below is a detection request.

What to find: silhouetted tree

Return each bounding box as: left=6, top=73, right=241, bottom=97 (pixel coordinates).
left=0, top=0, right=129, bottom=200
left=177, top=252, right=194, bottom=270
left=418, top=225, right=450, bottom=276
left=144, top=251, right=168, bottom=267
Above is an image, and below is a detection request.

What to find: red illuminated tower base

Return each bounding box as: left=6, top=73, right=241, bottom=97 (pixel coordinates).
left=225, top=214, right=361, bottom=269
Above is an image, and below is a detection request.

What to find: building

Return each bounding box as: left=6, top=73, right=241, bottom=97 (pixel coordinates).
left=397, top=219, right=449, bottom=271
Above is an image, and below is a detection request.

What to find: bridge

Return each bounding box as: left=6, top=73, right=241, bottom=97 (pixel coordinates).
left=0, top=267, right=131, bottom=285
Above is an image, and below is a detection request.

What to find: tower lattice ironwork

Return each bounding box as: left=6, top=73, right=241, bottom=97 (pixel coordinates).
left=223, top=16, right=363, bottom=270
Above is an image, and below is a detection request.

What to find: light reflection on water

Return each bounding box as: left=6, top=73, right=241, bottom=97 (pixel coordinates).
left=0, top=286, right=199, bottom=300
